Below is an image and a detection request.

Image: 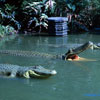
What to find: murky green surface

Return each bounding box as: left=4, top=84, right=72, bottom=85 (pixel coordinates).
left=0, top=33, right=100, bottom=100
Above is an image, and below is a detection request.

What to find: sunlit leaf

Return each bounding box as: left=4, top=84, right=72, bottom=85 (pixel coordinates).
left=41, top=13, right=48, bottom=19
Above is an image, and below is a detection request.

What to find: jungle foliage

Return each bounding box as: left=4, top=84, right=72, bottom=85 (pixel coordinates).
left=0, top=25, right=17, bottom=37
left=0, top=0, right=100, bottom=34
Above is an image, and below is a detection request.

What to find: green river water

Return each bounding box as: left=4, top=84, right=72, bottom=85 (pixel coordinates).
left=0, top=33, right=100, bottom=100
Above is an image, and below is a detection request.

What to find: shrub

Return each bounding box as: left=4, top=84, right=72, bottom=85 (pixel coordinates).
left=0, top=25, right=17, bottom=37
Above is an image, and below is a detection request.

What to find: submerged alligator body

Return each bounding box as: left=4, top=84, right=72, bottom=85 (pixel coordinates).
left=0, top=64, right=56, bottom=78
left=0, top=41, right=98, bottom=60
left=0, top=50, right=64, bottom=60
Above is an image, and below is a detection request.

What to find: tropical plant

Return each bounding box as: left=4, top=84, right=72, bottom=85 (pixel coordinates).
left=0, top=24, right=17, bottom=37
left=0, top=0, right=100, bottom=33
left=54, top=0, right=100, bottom=32
left=24, top=0, right=56, bottom=33
left=0, top=4, right=21, bottom=30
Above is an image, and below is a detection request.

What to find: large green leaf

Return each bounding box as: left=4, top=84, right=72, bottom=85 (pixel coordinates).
left=41, top=13, right=48, bottom=19
left=67, top=4, right=76, bottom=11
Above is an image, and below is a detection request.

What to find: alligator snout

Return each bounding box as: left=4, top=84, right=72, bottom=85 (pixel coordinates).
left=50, top=70, right=57, bottom=75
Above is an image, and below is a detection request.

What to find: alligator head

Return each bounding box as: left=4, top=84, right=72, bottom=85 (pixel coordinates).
left=24, top=66, right=57, bottom=78
left=64, top=41, right=93, bottom=60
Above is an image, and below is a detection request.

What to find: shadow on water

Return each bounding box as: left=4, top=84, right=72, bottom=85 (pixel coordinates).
left=0, top=33, right=100, bottom=100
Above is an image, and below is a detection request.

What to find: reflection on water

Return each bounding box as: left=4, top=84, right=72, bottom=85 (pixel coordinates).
left=0, top=33, right=100, bottom=100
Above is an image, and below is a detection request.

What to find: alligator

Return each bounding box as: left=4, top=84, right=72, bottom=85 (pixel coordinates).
left=0, top=64, right=57, bottom=78
left=65, top=41, right=94, bottom=60
left=0, top=41, right=97, bottom=61
left=0, top=49, right=64, bottom=60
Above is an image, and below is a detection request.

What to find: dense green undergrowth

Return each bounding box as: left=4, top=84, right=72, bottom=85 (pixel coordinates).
left=0, top=0, right=100, bottom=34
left=0, top=25, right=17, bottom=37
